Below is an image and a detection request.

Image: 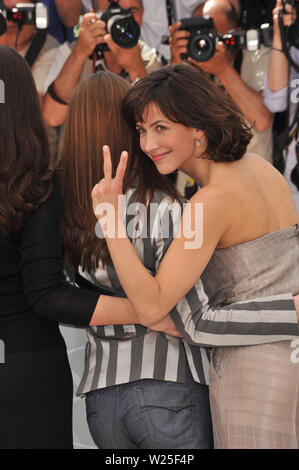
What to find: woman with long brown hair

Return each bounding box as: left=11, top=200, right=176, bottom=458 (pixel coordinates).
left=59, top=70, right=215, bottom=449
left=91, top=64, right=299, bottom=448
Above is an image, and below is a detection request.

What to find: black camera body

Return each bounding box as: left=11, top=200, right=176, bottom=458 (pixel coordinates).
left=179, top=16, right=219, bottom=62
left=222, top=23, right=273, bottom=53
left=179, top=15, right=273, bottom=62
left=0, top=2, right=48, bottom=36
left=99, top=0, right=140, bottom=51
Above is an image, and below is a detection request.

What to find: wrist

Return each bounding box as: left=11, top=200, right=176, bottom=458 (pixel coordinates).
left=272, top=35, right=283, bottom=50
left=73, top=42, right=90, bottom=63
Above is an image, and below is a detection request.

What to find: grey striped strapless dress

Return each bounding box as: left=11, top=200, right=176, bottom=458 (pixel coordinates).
left=200, top=224, right=299, bottom=449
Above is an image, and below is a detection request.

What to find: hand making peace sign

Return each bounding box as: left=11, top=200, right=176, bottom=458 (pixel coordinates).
left=91, top=145, right=128, bottom=229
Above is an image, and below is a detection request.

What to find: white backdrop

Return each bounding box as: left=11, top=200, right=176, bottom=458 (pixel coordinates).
left=59, top=325, right=97, bottom=449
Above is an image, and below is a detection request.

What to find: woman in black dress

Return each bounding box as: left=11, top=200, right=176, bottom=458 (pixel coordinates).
left=0, top=46, right=100, bottom=449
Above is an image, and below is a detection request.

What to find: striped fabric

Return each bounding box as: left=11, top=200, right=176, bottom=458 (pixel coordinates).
left=172, top=224, right=299, bottom=348
left=77, top=186, right=299, bottom=395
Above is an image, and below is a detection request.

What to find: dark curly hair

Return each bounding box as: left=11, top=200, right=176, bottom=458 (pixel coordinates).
left=0, top=46, right=53, bottom=236
left=122, top=64, right=252, bottom=163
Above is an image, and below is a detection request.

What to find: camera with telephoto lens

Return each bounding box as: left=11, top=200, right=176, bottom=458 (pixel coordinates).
left=0, top=2, right=48, bottom=36
left=179, top=15, right=273, bottom=62
left=97, top=0, right=140, bottom=52
left=282, top=0, right=299, bottom=49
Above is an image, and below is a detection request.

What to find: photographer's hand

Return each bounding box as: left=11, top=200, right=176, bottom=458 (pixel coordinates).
left=188, top=41, right=231, bottom=77
left=268, top=0, right=293, bottom=93
left=43, top=12, right=107, bottom=128
left=273, top=0, right=296, bottom=49
left=104, top=34, right=146, bottom=82
left=148, top=316, right=182, bottom=338
left=169, top=21, right=190, bottom=65
left=74, top=12, right=107, bottom=60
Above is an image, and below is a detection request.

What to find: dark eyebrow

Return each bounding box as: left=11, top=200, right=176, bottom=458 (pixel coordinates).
left=136, top=120, right=169, bottom=129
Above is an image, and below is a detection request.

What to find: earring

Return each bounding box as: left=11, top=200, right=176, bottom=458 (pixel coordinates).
left=195, top=139, right=201, bottom=147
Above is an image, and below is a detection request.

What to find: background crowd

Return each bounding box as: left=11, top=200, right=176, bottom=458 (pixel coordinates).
left=1, top=0, right=298, bottom=210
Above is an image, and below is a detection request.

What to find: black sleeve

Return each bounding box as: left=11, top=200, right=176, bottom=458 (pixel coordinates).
left=20, top=178, right=101, bottom=325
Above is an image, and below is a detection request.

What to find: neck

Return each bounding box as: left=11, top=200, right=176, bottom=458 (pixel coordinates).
left=180, top=152, right=214, bottom=187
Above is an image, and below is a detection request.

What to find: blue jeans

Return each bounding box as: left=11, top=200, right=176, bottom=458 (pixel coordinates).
left=85, top=375, right=213, bottom=449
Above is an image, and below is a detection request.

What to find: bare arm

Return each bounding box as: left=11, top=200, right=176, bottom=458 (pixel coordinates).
left=216, top=64, right=272, bottom=132
left=92, top=147, right=230, bottom=324
left=42, top=13, right=106, bottom=127
left=267, top=0, right=292, bottom=92
left=91, top=147, right=299, bottom=343
left=55, top=0, right=82, bottom=27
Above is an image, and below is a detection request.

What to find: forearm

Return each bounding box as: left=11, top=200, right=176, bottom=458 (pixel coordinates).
left=89, top=295, right=140, bottom=326
left=43, top=47, right=86, bottom=126
left=218, top=66, right=272, bottom=132
left=171, top=290, right=299, bottom=347
left=55, top=0, right=82, bottom=27
left=268, top=40, right=289, bottom=92
left=106, top=235, right=163, bottom=324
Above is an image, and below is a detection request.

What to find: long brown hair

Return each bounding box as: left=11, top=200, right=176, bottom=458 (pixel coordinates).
left=59, top=71, right=179, bottom=272
left=0, top=46, right=53, bottom=236
left=123, top=64, right=252, bottom=163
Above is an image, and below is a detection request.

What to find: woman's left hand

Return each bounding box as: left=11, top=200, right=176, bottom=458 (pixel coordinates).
left=91, top=145, right=128, bottom=231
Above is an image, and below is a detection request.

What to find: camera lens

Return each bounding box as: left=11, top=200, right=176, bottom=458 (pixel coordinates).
left=108, top=14, right=140, bottom=48
left=190, top=33, right=215, bottom=62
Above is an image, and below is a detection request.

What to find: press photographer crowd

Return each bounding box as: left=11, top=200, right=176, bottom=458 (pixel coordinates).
left=0, top=0, right=299, bottom=450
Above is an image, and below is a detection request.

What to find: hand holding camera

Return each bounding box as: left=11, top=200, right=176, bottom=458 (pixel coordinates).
left=188, top=41, right=232, bottom=78
left=169, top=21, right=190, bottom=65
left=103, top=32, right=145, bottom=80
left=273, top=0, right=299, bottom=50
left=74, top=12, right=107, bottom=60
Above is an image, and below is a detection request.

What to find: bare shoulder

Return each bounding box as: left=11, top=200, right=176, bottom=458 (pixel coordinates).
left=188, top=186, right=232, bottom=239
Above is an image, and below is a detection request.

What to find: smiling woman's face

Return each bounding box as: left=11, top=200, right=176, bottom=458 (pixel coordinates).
left=136, top=103, right=201, bottom=175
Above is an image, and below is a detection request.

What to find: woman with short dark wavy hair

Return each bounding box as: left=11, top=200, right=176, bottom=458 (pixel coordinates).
left=92, top=64, right=299, bottom=449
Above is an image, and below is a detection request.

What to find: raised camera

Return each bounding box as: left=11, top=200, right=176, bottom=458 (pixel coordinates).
left=0, top=2, right=48, bottom=36
left=100, top=0, right=140, bottom=50
left=179, top=16, right=219, bottom=62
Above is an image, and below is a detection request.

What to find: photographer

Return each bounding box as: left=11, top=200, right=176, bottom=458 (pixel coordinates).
left=0, top=0, right=58, bottom=102
left=140, top=0, right=205, bottom=61
left=42, top=0, right=162, bottom=128
left=42, top=0, right=82, bottom=43
left=264, top=0, right=299, bottom=212
left=0, top=1, right=59, bottom=161
left=170, top=0, right=274, bottom=164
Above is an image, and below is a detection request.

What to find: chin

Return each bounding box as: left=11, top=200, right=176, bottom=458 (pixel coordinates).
left=154, top=163, right=178, bottom=175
